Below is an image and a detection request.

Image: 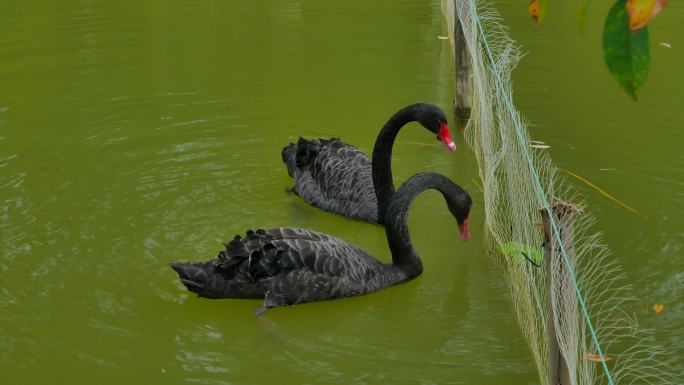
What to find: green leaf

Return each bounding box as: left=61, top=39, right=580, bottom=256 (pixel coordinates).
left=603, top=0, right=650, bottom=100
left=500, top=242, right=544, bottom=263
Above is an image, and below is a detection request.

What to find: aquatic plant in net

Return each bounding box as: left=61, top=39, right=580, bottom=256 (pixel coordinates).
left=441, top=0, right=677, bottom=384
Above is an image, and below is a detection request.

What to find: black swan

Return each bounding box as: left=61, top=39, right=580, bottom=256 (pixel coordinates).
left=281, top=103, right=455, bottom=225
left=170, top=172, right=472, bottom=314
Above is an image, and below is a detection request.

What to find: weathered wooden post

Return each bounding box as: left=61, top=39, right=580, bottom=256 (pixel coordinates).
left=540, top=203, right=579, bottom=385
left=453, top=0, right=472, bottom=126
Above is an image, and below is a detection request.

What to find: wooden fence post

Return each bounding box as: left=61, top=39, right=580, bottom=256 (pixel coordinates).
left=453, top=1, right=472, bottom=126
left=540, top=203, right=579, bottom=385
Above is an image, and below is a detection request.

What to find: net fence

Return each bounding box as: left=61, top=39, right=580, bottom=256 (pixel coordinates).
left=441, top=1, right=676, bottom=384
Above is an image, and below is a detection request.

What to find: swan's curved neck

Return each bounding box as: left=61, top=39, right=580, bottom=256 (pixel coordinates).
left=384, top=173, right=467, bottom=278
left=385, top=208, right=422, bottom=278
left=372, top=106, right=418, bottom=224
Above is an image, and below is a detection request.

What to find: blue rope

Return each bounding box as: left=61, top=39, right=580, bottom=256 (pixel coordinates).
left=464, top=1, right=616, bottom=384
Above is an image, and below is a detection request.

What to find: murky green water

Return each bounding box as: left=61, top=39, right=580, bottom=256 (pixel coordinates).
left=1, top=1, right=681, bottom=384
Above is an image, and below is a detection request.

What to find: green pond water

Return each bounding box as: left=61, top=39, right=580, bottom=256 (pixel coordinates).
left=1, top=1, right=682, bottom=384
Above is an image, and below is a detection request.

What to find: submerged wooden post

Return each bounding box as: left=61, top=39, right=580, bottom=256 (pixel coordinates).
left=540, top=203, right=579, bottom=385
left=453, top=1, right=472, bottom=126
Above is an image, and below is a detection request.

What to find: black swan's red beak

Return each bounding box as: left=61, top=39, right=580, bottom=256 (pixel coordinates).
left=458, top=219, right=470, bottom=241
left=437, top=122, right=456, bottom=152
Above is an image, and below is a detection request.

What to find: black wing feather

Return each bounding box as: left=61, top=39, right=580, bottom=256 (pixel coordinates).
left=282, top=138, right=379, bottom=223
left=170, top=227, right=402, bottom=305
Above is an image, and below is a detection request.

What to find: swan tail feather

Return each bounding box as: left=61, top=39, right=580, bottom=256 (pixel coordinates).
left=282, top=137, right=323, bottom=176
left=294, top=137, right=321, bottom=168
left=281, top=142, right=298, bottom=177
left=169, top=261, right=226, bottom=298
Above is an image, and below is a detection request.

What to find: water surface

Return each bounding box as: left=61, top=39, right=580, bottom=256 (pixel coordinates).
left=1, top=1, right=681, bottom=384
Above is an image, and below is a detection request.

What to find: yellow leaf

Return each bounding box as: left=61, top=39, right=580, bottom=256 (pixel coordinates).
left=652, top=303, right=664, bottom=314
left=528, top=0, right=547, bottom=25
left=626, top=0, right=668, bottom=31
left=528, top=0, right=540, bottom=24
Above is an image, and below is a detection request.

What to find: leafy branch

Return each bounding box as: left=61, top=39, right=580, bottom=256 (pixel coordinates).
left=528, top=0, right=668, bottom=100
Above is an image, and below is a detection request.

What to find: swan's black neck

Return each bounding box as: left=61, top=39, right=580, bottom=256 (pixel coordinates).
left=372, top=105, right=423, bottom=225
left=384, top=173, right=470, bottom=278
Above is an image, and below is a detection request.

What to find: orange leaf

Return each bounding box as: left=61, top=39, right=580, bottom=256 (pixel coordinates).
left=582, top=353, right=614, bottom=362
left=626, top=0, right=668, bottom=31
left=528, top=0, right=547, bottom=25
left=652, top=303, right=664, bottom=314
left=528, top=0, right=540, bottom=23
